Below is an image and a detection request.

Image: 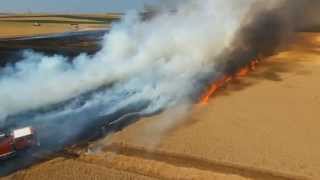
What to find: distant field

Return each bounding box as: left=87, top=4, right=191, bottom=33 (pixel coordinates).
left=0, top=13, right=122, bottom=38
left=0, top=14, right=121, bottom=23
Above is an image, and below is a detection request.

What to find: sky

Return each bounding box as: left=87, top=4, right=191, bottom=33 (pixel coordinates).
left=0, top=0, right=161, bottom=13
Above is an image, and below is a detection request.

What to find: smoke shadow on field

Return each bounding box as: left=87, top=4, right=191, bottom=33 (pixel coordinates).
left=252, top=61, right=295, bottom=81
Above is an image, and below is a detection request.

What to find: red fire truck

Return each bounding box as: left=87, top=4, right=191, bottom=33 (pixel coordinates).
left=0, top=127, right=37, bottom=159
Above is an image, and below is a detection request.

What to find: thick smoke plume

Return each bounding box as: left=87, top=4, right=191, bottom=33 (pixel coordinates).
left=0, top=0, right=319, bottom=155
left=0, top=0, right=250, bottom=122
left=218, top=0, right=320, bottom=75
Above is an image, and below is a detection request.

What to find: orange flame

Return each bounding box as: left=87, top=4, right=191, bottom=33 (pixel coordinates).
left=236, top=66, right=250, bottom=77
left=199, top=59, right=259, bottom=105
left=200, top=83, right=219, bottom=105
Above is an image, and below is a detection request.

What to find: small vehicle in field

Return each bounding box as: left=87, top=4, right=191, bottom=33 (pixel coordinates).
left=0, top=127, right=37, bottom=159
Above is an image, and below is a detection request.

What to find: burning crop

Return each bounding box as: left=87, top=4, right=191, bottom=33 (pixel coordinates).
left=199, top=59, right=259, bottom=105
left=0, top=0, right=319, bottom=174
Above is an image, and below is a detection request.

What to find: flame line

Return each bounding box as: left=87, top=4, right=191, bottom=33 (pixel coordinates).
left=199, top=59, right=260, bottom=105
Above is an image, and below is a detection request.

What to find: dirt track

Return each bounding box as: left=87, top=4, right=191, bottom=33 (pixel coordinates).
left=2, top=33, right=320, bottom=180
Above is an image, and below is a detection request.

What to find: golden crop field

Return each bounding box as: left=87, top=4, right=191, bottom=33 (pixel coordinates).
left=0, top=13, right=121, bottom=38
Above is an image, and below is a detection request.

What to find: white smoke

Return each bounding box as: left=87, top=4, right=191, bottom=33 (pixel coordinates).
left=0, top=0, right=255, bottom=123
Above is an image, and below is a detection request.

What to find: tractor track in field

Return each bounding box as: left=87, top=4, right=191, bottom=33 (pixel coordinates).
left=69, top=143, right=310, bottom=180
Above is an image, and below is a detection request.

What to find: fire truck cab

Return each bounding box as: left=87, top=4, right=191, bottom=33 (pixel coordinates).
left=0, top=127, right=37, bottom=159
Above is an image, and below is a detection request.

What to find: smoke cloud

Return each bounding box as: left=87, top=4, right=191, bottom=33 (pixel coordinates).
left=0, top=0, right=251, bottom=122
left=0, top=0, right=319, bottom=154
left=218, top=0, right=320, bottom=75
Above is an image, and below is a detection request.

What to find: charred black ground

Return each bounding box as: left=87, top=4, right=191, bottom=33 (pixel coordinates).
left=0, top=30, right=106, bottom=67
